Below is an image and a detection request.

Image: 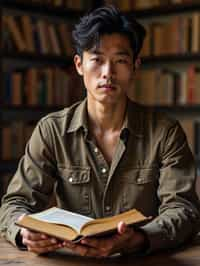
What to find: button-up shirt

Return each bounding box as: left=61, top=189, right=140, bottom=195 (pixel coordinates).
left=0, top=98, right=199, bottom=253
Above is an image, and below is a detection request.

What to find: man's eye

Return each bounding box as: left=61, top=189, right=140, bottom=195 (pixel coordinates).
left=91, top=58, right=100, bottom=62
left=117, top=59, right=128, bottom=64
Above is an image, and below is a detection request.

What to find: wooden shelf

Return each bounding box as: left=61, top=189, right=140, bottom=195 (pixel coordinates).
left=141, top=53, right=200, bottom=67
left=0, top=160, right=19, bottom=173
left=152, top=105, right=200, bottom=117
left=1, top=105, right=200, bottom=120
left=0, top=105, right=64, bottom=121
left=1, top=51, right=73, bottom=66
left=1, top=105, right=64, bottom=111
left=0, top=0, right=85, bottom=18
left=142, top=105, right=200, bottom=119
left=3, top=1, right=200, bottom=20
left=131, top=3, right=200, bottom=19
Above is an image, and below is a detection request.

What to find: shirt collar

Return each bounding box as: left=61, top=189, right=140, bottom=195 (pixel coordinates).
left=67, top=98, right=88, bottom=134
left=122, top=99, right=144, bottom=138
left=67, top=98, right=144, bottom=138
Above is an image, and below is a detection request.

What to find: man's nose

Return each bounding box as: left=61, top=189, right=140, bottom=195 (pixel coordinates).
left=102, top=61, right=115, bottom=79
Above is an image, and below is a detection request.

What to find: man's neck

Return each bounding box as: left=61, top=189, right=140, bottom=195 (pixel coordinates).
left=87, top=98, right=127, bottom=134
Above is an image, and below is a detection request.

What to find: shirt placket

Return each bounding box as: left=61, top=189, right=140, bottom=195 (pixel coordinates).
left=87, top=139, right=112, bottom=215
left=89, top=142, right=109, bottom=188
left=87, top=135, right=127, bottom=217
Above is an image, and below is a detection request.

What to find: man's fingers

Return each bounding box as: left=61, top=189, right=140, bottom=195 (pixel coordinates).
left=64, top=241, right=103, bottom=258
left=27, top=243, right=61, bottom=254
left=22, top=236, right=59, bottom=248
left=117, top=221, right=127, bottom=234
left=81, top=221, right=129, bottom=249
left=20, top=227, right=64, bottom=254
left=21, top=228, right=50, bottom=241
left=79, top=222, right=133, bottom=255
left=17, top=214, right=26, bottom=221
left=80, top=237, right=99, bottom=248
left=22, top=234, right=63, bottom=254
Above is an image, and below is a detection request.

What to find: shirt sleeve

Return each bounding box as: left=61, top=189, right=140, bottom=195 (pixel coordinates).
left=0, top=120, right=57, bottom=247
left=141, top=121, right=200, bottom=253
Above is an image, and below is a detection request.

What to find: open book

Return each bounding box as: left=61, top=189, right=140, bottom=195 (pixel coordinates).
left=16, top=207, right=149, bottom=242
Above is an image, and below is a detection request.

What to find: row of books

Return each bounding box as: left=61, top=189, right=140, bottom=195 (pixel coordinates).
left=141, top=13, right=200, bottom=56
left=3, top=15, right=74, bottom=55
left=103, top=0, right=193, bottom=11
left=28, top=0, right=92, bottom=9
left=1, top=121, right=36, bottom=160
left=2, top=67, right=84, bottom=106
left=130, top=66, right=200, bottom=106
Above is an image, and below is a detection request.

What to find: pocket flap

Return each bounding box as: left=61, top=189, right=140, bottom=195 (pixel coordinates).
left=119, top=168, right=158, bottom=184
left=136, top=169, right=158, bottom=184
left=58, top=166, right=90, bottom=184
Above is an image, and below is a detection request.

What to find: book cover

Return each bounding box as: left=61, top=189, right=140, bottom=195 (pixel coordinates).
left=21, top=15, right=35, bottom=53
left=16, top=207, right=149, bottom=242
left=4, top=16, right=26, bottom=52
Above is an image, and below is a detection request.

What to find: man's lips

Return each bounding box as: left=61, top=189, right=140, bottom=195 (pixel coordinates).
left=98, top=84, right=116, bottom=90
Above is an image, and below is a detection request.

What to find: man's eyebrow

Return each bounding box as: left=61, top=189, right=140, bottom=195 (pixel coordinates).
left=115, top=51, right=131, bottom=57
left=90, top=50, right=102, bottom=55
left=90, top=50, right=132, bottom=56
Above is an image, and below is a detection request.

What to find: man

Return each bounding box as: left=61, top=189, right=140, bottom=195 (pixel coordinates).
left=0, top=6, right=199, bottom=258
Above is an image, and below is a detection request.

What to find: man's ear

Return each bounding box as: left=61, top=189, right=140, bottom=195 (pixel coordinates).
left=74, top=54, right=83, bottom=76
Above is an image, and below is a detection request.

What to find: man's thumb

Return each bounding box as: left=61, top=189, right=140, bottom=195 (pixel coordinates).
left=117, top=221, right=128, bottom=234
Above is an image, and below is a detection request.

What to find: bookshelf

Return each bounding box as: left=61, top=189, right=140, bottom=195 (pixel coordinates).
left=142, top=54, right=200, bottom=68
left=128, top=2, right=200, bottom=19
left=0, top=1, right=95, bottom=174
left=127, top=1, right=200, bottom=172
left=1, top=0, right=88, bottom=17
left=1, top=52, right=73, bottom=66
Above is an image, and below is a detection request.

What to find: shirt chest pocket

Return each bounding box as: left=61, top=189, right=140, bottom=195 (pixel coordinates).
left=57, top=166, right=91, bottom=215
left=118, top=168, right=159, bottom=214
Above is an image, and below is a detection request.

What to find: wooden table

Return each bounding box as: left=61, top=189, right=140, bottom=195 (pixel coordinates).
left=1, top=235, right=200, bottom=266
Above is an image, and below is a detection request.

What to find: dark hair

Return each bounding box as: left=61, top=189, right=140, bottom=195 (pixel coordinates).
left=72, top=5, right=146, bottom=61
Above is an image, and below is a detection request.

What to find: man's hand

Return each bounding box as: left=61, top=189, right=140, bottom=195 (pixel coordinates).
left=18, top=215, right=64, bottom=254
left=63, top=221, right=147, bottom=258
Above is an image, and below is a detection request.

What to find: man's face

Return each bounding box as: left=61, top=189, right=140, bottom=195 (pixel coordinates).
left=74, top=33, right=134, bottom=105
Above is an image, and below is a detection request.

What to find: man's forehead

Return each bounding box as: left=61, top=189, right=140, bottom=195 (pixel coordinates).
left=89, top=49, right=132, bottom=56
left=86, top=34, right=133, bottom=56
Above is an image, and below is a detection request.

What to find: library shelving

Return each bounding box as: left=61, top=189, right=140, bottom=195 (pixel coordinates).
left=0, top=0, right=94, bottom=174
left=129, top=1, right=200, bottom=171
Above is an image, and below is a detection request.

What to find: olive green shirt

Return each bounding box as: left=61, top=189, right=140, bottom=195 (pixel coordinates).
left=0, top=99, right=199, bottom=253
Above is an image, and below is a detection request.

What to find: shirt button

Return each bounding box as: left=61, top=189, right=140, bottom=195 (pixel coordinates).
left=84, top=193, right=89, bottom=200
left=105, top=205, right=111, bottom=212
left=69, top=177, right=73, bottom=183
left=82, top=173, right=87, bottom=181
left=158, top=220, right=163, bottom=226
left=101, top=168, right=107, bottom=174
left=94, top=147, right=98, bottom=153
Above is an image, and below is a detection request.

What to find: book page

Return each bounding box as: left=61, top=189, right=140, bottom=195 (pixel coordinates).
left=30, top=207, right=93, bottom=233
